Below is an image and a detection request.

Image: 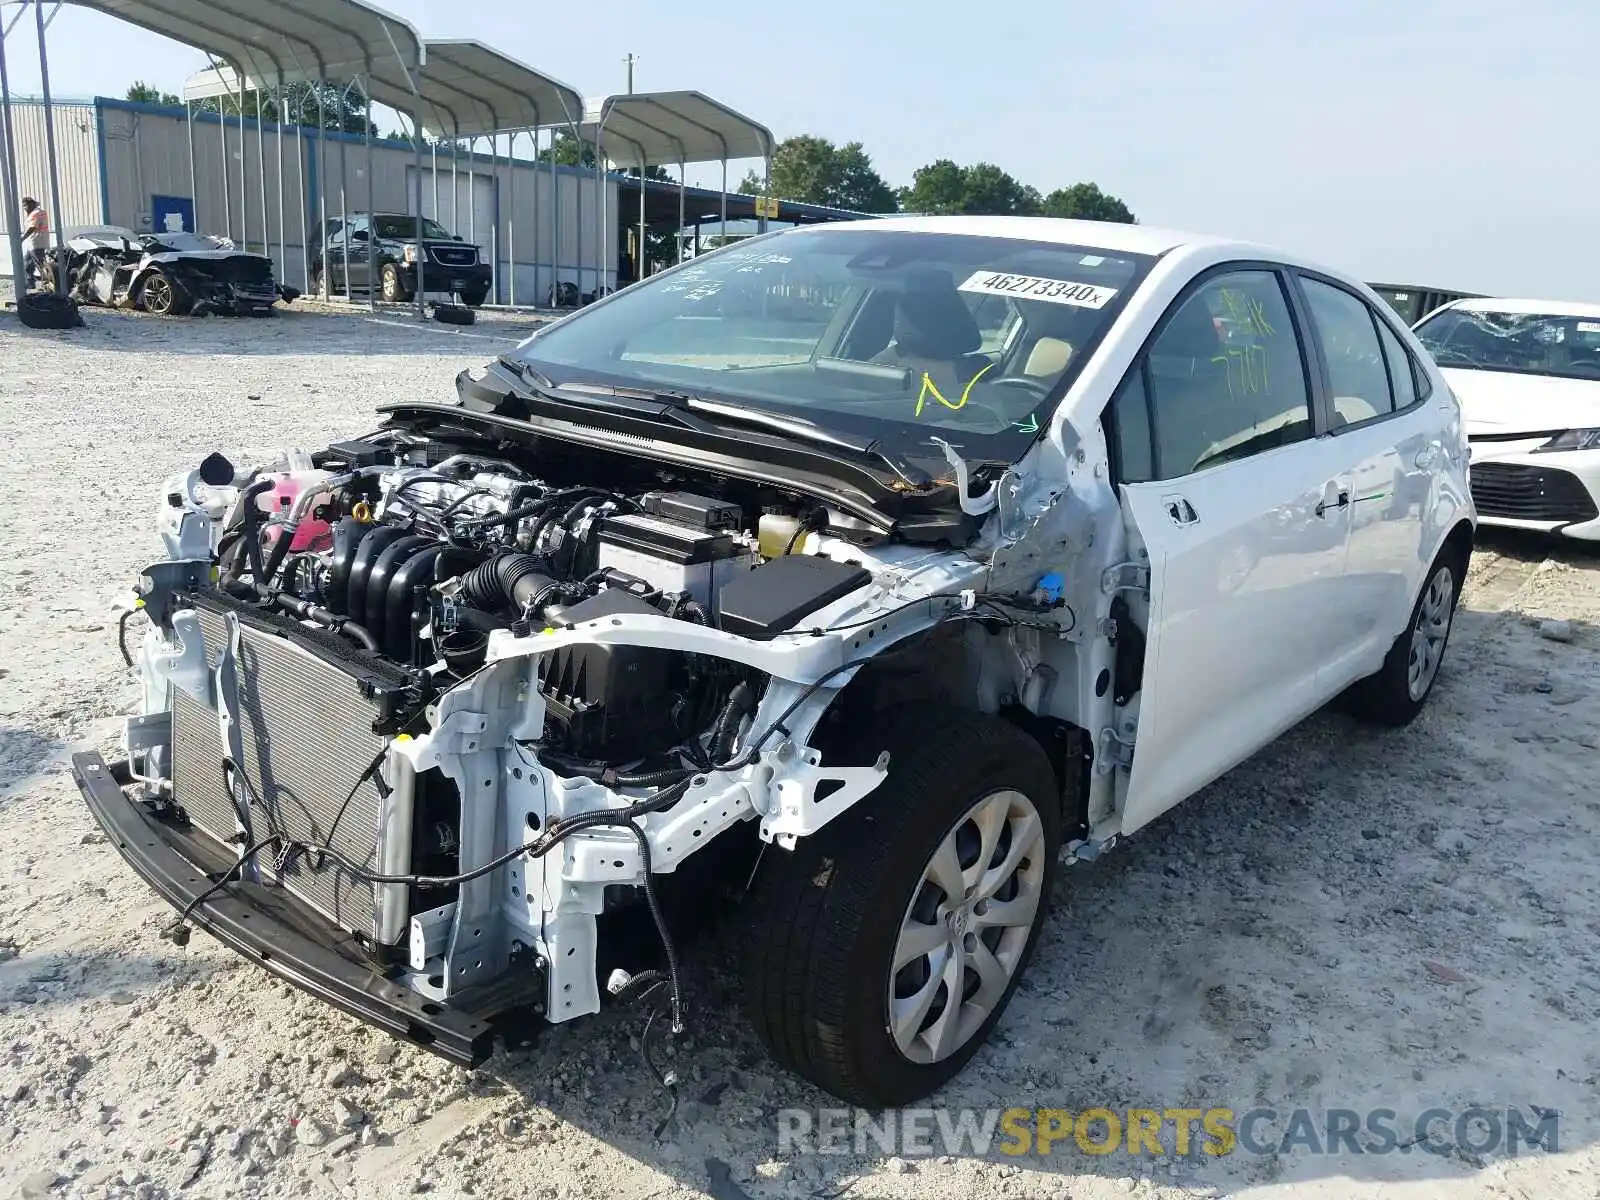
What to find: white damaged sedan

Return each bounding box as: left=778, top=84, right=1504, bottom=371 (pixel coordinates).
left=76, top=217, right=1473, bottom=1109
left=1414, top=297, right=1600, bottom=539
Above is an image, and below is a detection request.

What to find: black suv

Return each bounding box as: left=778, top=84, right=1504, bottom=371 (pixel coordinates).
left=309, top=212, right=492, bottom=307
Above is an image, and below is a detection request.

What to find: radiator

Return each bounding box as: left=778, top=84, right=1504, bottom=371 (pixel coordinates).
left=170, top=603, right=410, bottom=945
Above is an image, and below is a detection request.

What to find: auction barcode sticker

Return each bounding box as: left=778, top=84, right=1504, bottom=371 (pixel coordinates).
left=1577, top=321, right=1600, bottom=334
left=959, top=270, right=1117, bottom=308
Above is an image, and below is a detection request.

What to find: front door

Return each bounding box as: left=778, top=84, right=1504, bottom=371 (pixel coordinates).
left=1108, top=267, right=1352, bottom=834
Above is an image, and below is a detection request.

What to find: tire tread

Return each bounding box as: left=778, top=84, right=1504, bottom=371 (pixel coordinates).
left=742, top=705, right=1057, bottom=1106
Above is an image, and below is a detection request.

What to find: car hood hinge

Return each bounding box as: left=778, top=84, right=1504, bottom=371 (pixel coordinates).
left=1100, top=561, right=1150, bottom=597
left=1096, top=726, right=1135, bottom=772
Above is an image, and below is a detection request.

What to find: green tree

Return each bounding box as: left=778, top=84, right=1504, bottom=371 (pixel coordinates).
left=538, top=132, right=596, bottom=168
left=895, top=158, right=965, bottom=214
left=1040, top=182, right=1136, bottom=223
left=737, top=135, right=896, bottom=213
left=538, top=133, right=672, bottom=181
left=898, top=160, right=1041, bottom=216
left=126, top=78, right=377, bottom=135
left=126, top=81, right=180, bottom=106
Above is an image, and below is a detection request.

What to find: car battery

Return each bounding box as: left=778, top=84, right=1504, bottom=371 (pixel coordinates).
left=595, top=511, right=758, bottom=615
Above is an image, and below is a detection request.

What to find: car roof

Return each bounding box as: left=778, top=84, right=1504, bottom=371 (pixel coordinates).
left=807, top=214, right=1242, bottom=258
left=1444, top=296, right=1600, bottom=320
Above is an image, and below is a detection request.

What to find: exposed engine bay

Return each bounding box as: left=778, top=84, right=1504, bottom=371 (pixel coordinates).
left=106, top=410, right=1114, bottom=1081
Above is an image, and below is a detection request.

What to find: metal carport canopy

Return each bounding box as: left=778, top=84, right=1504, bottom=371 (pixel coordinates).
left=412, top=39, right=582, bottom=137
left=578, top=91, right=774, bottom=167
left=390, top=41, right=584, bottom=309
left=44, top=0, right=432, bottom=313
left=578, top=91, right=774, bottom=288
left=60, top=0, right=423, bottom=86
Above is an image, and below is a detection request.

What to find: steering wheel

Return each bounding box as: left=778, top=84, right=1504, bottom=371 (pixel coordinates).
left=985, top=375, right=1054, bottom=400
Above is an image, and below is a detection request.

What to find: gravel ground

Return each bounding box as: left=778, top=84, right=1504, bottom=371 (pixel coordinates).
left=2, top=297, right=1598, bottom=1200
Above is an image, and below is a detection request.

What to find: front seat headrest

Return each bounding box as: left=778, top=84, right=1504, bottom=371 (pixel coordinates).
left=893, top=269, right=983, bottom=358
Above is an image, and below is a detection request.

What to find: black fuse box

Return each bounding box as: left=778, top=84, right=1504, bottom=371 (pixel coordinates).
left=640, top=491, right=743, bottom=531
left=717, top=555, right=872, bottom=640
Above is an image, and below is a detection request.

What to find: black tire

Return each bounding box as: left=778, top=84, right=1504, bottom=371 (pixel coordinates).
left=741, top=705, right=1061, bottom=1108
left=431, top=303, right=475, bottom=326
left=460, top=287, right=488, bottom=309
left=310, top=269, right=326, bottom=299
left=381, top=262, right=409, bottom=303
left=17, top=291, right=84, bottom=329
left=139, top=268, right=189, bottom=316
left=1345, top=543, right=1464, bottom=726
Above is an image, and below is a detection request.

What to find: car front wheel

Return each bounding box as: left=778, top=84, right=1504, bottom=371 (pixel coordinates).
left=381, top=263, right=410, bottom=303
left=742, top=706, right=1061, bottom=1107
left=139, top=268, right=188, bottom=316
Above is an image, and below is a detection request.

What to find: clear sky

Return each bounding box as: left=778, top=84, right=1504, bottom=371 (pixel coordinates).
left=3, top=0, right=1595, bottom=300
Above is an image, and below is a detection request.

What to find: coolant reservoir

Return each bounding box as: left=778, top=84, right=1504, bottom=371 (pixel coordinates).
left=257, top=467, right=335, bottom=553
left=757, top=511, right=803, bottom=559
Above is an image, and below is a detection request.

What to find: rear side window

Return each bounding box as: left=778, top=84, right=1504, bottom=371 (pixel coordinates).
left=1300, top=277, right=1395, bottom=427
left=1374, top=319, right=1419, bottom=410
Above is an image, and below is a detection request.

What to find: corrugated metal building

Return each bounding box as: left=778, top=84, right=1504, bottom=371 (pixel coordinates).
left=2, top=96, right=621, bottom=301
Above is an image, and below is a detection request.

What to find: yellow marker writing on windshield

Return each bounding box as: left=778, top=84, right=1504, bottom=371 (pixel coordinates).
left=915, top=362, right=996, bottom=418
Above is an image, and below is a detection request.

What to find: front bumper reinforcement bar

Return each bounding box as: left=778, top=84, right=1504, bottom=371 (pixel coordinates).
left=70, top=750, right=504, bottom=1066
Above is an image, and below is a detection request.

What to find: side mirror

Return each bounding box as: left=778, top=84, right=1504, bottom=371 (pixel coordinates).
left=453, top=234, right=464, bottom=241
left=350, top=230, right=370, bottom=243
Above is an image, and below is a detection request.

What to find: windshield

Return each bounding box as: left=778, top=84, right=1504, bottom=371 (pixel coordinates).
left=374, top=215, right=452, bottom=241
left=511, top=227, right=1152, bottom=464
left=1415, top=308, right=1600, bottom=381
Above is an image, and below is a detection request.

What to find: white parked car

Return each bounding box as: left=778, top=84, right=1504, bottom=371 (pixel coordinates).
left=75, top=216, right=1474, bottom=1109
left=1412, top=297, right=1600, bottom=539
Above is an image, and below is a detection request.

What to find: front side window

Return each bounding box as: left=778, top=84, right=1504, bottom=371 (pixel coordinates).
left=373, top=214, right=452, bottom=241
left=1140, top=269, right=1312, bottom=479
left=1414, top=308, right=1600, bottom=382
left=1300, top=277, right=1396, bottom=426
left=512, top=228, right=1153, bottom=467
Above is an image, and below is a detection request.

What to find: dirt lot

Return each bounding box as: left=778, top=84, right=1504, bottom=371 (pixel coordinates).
left=1, top=300, right=1598, bottom=1200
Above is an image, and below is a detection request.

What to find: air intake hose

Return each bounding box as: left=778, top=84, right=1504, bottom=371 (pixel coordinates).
left=459, top=552, right=563, bottom=616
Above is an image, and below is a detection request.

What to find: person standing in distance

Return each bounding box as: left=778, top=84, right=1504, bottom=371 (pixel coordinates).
left=20, top=196, right=50, bottom=290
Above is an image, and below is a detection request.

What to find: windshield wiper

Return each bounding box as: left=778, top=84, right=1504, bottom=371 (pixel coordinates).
left=498, top=360, right=935, bottom=488
left=495, top=359, right=719, bottom=432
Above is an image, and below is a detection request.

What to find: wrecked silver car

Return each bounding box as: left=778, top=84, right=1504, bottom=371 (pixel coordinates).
left=60, top=226, right=297, bottom=316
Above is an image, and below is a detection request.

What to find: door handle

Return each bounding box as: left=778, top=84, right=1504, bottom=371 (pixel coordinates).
left=1314, top=489, right=1350, bottom=518
left=1162, top=495, right=1199, bottom=526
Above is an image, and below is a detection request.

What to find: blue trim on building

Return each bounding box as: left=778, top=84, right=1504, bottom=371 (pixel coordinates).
left=93, top=97, right=111, bottom=223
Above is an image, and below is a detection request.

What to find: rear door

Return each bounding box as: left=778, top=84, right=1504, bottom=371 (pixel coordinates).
left=1109, top=266, right=1354, bottom=834
left=1293, top=274, right=1433, bottom=684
